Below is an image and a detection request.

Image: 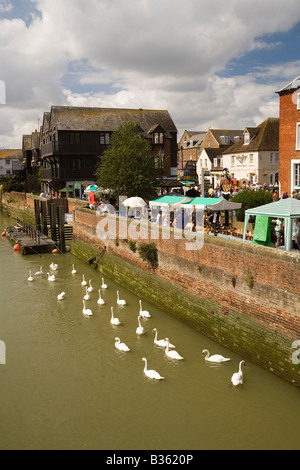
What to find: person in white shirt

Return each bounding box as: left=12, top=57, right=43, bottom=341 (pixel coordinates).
left=292, top=218, right=300, bottom=250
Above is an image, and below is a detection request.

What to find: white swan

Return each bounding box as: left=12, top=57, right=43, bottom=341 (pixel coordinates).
left=82, top=299, right=93, bottom=316
left=202, top=349, right=231, bottom=363
left=115, top=337, right=130, bottom=352
left=139, top=299, right=151, bottom=318
left=117, top=291, right=126, bottom=306
left=81, top=275, right=87, bottom=286
left=142, top=357, right=164, bottom=380
left=152, top=328, right=175, bottom=348
left=231, top=360, right=245, bottom=386
left=71, top=264, right=77, bottom=274
left=50, top=262, right=58, bottom=271
left=34, top=266, right=43, bottom=276
left=101, top=278, right=108, bottom=289
left=27, top=270, right=34, bottom=281
left=165, top=338, right=184, bottom=360
left=57, top=291, right=65, bottom=300
left=84, top=287, right=90, bottom=301
left=136, top=315, right=145, bottom=335
left=110, top=306, right=121, bottom=326
left=47, top=272, right=55, bottom=282
left=97, top=289, right=105, bottom=305
left=87, top=279, right=94, bottom=293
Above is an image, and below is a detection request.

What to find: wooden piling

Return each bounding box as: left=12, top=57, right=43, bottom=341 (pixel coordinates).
left=57, top=205, right=65, bottom=253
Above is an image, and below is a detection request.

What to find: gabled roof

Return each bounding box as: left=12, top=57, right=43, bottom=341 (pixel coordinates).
left=245, top=197, right=300, bottom=217
left=47, top=106, right=177, bottom=136
left=0, top=149, right=22, bottom=160
left=223, top=118, right=279, bottom=154
left=277, top=75, right=300, bottom=94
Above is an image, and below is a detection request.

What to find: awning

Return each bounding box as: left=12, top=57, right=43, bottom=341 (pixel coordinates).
left=150, top=195, right=191, bottom=207
left=182, top=197, right=223, bottom=208
left=206, top=198, right=242, bottom=211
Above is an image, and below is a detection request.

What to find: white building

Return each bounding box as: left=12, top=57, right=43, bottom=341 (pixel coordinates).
left=222, top=118, right=279, bottom=186
left=0, top=149, right=23, bottom=176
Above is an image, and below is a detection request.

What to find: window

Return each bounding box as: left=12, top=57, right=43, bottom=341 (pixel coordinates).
left=5, top=159, right=10, bottom=165
left=100, top=132, right=110, bottom=145
left=213, top=157, right=223, bottom=167
left=296, top=123, right=300, bottom=150
left=274, top=152, right=279, bottom=164
left=270, top=152, right=273, bottom=164
left=244, top=130, right=250, bottom=145
left=249, top=154, right=253, bottom=165
left=291, top=160, right=300, bottom=189
left=297, top=93, right=300, bottom=110
left=154, top=133, right=163, bottom=144
left=231, top=156, right=235, bottom=167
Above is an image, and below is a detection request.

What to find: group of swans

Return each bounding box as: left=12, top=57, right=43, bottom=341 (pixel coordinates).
left=201, top=349, right=245, bottom=386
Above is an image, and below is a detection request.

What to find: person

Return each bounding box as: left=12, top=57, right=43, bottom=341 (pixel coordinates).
left=292, top=218, right=300, bottom=250
left=272, top=190, right=279, bottom=202
left=282, top=191, right=289, bottom=199
left=173, top=209, right=189, bottom=230
left=155, top=210, right=163, bottom=225
left=275, top=218, right=283, bottom=247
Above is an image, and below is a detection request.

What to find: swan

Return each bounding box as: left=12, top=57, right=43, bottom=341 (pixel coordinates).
left=27, top=270, right=34, bottom=281
left=57, top=291, right=65, bottom=300
left=165, top=338, right=184, bottom=360
left=34, top=266, right=43, bottom=275
left=152, top=328, right=175, bottom=348
left=136, top=316, right=145, bottom=335
left=231, top=360, right=245, bottom=386
left=87, top=279, right=94, bottom=293
left=81, top=275, right=87, bottom=286
left=142, top=357, right=164, bottom=380
left=97, top=289, right=105, bottom=305
left=202, top=349, right=231, bottom=363
left=101, top=278, right=108, bottom=289
left=139, top=299, right=151, bottom=318
left=50, top=262, right=58, bottom=271
left=71, top=264, right=77, bottom=274
left=47, top=272, right=56, bottom=282
left=115, top=337, right=130, bottom=352
left=110, top=307, right=121, bottom=326
left=84, top=287, right=90, bottom=301
left=117, top=291, right=126, bottom=306
left=82, top=299, right=93, bottom=316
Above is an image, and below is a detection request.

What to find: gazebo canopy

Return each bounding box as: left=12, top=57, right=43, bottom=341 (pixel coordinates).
left=206, top=198, right=242, bottom=211
left=243, top=198, right=300, bottom=251
left=182, top=197, right=223, bottom=207
left=149, top=195, right=190, bottom=207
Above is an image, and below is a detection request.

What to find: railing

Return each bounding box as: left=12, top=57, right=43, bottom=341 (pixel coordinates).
left=41, top=167, right=94, bottom=181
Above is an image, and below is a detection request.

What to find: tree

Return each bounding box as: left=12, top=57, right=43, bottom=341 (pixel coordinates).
left=230, top=190, right=273, bottom=221
left=95, top=121, right=158, bottom=200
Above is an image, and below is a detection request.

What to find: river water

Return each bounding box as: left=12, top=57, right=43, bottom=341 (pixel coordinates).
left=0, top=212, right=299, bottom=450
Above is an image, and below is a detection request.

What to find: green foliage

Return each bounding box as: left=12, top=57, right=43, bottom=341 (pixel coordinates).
left=230, top=190, right=273, bottom=221
left=95, top=121, right=158, bottom=200
left=128, top=239, right=137, bottom=252
left=137, top=242, right=158, bottom=269
left=244, top=271, right=254, bottom=289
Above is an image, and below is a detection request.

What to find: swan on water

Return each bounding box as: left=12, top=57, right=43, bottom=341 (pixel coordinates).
left=82, top=300, right=93, bottom=316
left=101, top=278, right=108, bottom=289
left=34, top=266, right=43, bottom=276
left=50, top=262, right=58, bottom=271
left=142, top=357, right=164, bottom=380
left=57, top=291, right=65, bottom=300
left=231, top=360, right=245, bottom=386
left=71, top=264, right=77, bottom=274
left=110, top=307, right=121, bottom=326
left=202, top=349, right=231, bottom=363
left=84, top=287, right=91, bottom=301
left=47, top=272, right=56, bottom=282
left=27, top=270, right=34, bottom=281
left=152, top=328, right=175, bottom=348
left=136, top=316, right=145, bottom=335
left=115, top=337, right=130, bottom=352
left=97, top=289, right=105, bottom=305
left=117, top=291, right=126, bottom=306
left=139, top=299, right=151, bottom=318
left=81, top=275, right=87, bottom=286
left=87, top=280, right=94, bottom=293
left=165, top=338, right=184, bottom=360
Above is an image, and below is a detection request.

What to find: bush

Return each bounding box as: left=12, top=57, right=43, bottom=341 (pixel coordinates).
left=137, top=242, right=158, bottom=269
left=230, top=190, right=273, bottom=221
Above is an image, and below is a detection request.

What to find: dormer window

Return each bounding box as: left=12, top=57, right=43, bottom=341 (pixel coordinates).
left=244, top=130, right=250, bottom=145
left=154, top=132, right=163, bottom=144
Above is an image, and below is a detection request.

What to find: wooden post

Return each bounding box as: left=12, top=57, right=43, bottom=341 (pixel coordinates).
left=41, top=201, right=48, bottom=235
left=50, top=203, right=57, bottom=241
left=34, top=199, right=41, bottom=232
left=57, top=205, right=65, bottom=252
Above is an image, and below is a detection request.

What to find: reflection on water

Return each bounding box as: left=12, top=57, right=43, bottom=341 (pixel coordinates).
left=0, top=213, right=299, bottom=450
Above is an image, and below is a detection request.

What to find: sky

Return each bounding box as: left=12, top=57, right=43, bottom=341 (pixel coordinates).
left=0, top=0, right=300, bottom=149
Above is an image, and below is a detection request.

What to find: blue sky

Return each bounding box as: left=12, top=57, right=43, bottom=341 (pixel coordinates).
left=0, top=0, right=300, bottom=148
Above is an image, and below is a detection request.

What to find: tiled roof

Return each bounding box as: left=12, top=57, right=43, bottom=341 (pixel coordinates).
left=47, top=106, right=178, bottom=135
left=222, top=118, right=279, bottom=154
left=277, top=76, right=300, bottom=94
left=0, top=149, right=22, bottom=160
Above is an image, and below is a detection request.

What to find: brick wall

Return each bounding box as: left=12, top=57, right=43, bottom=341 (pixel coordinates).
left=72, top=207, right=300, bottom=386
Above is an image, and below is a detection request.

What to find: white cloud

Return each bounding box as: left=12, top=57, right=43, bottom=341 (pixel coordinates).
left=0, top=0, right=300, bottom=147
